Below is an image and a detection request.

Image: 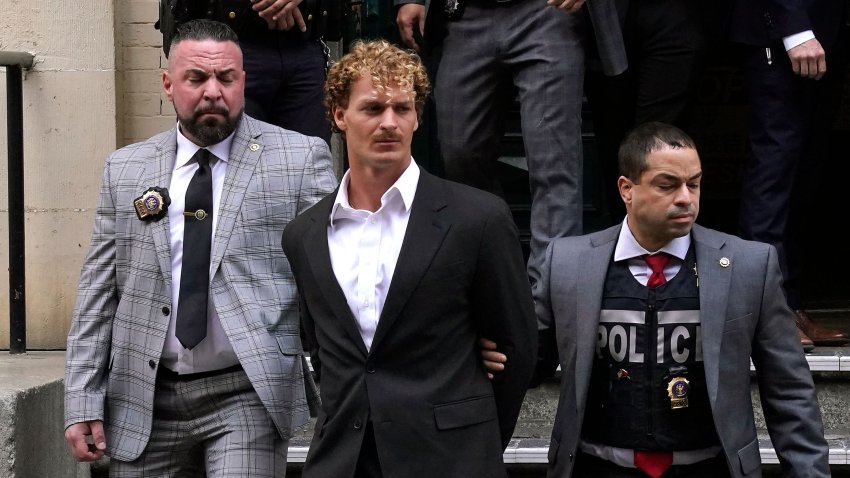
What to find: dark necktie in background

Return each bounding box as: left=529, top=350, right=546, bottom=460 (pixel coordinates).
left=176, top=148, right=213, bottom=349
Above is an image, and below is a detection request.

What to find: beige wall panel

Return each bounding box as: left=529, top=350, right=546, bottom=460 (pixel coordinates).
left=122, top=0, right=159, bottom=24
left=0, top=212, right=94, bottom=349
left=124, top=69, right=165, bottom=94
left=0, top=71, right=116, bottom=349
left=0, top=0, right=116, bottom=70
left=124, top=47, right=163, bottom=71
left=0, top=71, right=116, bottom=207
left=0, top=0, right=118, bottom=349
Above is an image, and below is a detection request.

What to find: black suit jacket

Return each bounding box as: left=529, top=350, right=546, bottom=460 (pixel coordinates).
left=282, top=168, right=537, bottom=478
left=729, top=0, right=844, bottom=48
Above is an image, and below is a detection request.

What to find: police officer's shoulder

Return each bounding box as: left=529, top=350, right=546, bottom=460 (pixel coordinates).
left=243, top=114, right=328, bottom=154
left=692, top=224, right=773, bottom=258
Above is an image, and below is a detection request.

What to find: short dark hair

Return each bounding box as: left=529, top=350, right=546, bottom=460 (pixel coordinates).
left=618, top=121, right=697, bottom=182
left=169, top=19, right=239, bottom=57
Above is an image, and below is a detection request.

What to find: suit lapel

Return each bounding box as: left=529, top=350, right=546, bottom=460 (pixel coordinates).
left=692, top=225, right=731, bottom=404
left=149, top=130, right=178, bottom=283
left=304, top=193, right=370, bottom=357
left=210, top=116, right=261, bottom=274
left=575, top=228, right=617, bottom=408
left=370, top=171, right=450, bottom=353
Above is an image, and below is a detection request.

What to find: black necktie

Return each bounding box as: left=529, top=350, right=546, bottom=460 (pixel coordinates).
left=176, top=148, right=213, bottom=349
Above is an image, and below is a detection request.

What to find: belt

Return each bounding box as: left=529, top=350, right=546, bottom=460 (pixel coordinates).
left=579, top=441, right=723, bottom=468
left=157, top=363, right=244, bottom=381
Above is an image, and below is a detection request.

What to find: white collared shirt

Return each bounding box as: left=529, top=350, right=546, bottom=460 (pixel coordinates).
left=327, top=160, right=420, bottom=351
left=613, top=218, right=691, bottom=286
left=161, top=127, right=239, bottom=374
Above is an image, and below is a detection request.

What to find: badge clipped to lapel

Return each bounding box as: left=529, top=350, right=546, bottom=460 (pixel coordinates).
left=134, top=187, right=171, bottom=221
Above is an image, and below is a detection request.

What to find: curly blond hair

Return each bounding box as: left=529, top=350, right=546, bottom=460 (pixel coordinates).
left=325, top=39, right=431, bottom=133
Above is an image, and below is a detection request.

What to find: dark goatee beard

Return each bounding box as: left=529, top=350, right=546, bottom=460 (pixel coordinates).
left=178, top=107, right=243, bottom=146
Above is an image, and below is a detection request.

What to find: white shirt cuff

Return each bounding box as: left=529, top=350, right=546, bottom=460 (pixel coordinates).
left=783, top=30, right=815, bottom=51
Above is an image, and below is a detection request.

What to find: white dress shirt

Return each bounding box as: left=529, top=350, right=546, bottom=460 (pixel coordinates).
left=327, top=160, right=420, bottom=351
left=161, top=128, right=239, bottom=374
left=613, top=218, right=691, bottom=285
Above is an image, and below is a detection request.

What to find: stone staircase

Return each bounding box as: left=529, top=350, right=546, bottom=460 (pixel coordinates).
left=66, top=340, right=850, bottom=477
left=282, top=345, right=850, bottom=476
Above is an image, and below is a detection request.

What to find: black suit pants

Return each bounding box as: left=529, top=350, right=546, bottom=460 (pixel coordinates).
left=586, top=0, right=707, bottom=223
left=737, top=38, right=848, bottom=308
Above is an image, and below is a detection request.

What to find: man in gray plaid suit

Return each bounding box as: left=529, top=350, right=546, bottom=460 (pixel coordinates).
left=63, top=19, right=336, bottom=477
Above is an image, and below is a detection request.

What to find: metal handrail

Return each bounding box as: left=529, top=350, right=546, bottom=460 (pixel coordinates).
left=1, top=51, right=34, bottom=354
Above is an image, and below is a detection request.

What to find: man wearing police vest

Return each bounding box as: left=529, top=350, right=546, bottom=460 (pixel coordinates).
left=485, top=121, right=828, bottom=477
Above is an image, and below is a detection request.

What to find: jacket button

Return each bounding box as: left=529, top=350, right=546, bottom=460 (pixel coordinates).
left=366, top=364, right=375, bottom=374
left=569, top=453, right=574, bottom=461
left=148, top=360, right=156, bottom=369
left=353, top=419, right=362, bottom=430
left=162, top=307, right=170, bottom=315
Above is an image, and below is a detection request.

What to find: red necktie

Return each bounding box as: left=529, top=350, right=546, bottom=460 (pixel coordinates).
left=636, top=253, right=674, bottom=476
left=645, top=253, right=670, bottom=288
left=634, top=450, right=673, bottom=478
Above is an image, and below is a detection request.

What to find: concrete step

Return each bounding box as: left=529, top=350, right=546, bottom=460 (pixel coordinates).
left=291, top=352, right=850, bottom=467
left=77, top=350, right=850, bottom=476
left=508, top=351, right=850, bottom=466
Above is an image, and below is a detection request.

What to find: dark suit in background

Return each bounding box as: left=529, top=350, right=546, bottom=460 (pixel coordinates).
left=730, top=0, right=850, bottom=346
left=585, top=0, right=709, bottom=222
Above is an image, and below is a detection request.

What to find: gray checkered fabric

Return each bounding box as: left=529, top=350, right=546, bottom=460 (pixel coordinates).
left=110, top=368, right=288, bottom=478
left=65, top=114, right=336, bottom=462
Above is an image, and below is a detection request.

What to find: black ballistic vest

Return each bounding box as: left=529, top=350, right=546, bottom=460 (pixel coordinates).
left=581, top=247, right=720, bottom=450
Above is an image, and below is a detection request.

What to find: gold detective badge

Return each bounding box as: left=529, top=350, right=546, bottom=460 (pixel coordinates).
left=667, top=377, right=690, bottom=409
left=134, top=187, right=170, bottom=221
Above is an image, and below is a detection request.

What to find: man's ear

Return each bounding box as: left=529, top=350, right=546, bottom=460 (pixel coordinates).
left=163, top=70, right=174, bottom=102
left=618, top=176, right=633, bottom=204
left=333, top=106, right=347, bottom=132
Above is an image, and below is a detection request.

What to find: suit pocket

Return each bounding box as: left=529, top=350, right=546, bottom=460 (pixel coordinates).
left=723, top=313, right=753, bottom=334
left=736, top=436, right=761, bottom=475
left=275, top=334, right=303, bottom=355
left=433, top=395, right=497, bottom=431
left=239, top=203, right=288, bottom=224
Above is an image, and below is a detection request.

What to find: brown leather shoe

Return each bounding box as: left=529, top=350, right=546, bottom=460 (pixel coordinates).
left=795, top=310, right=850, bottom=346
left=798, top=326, right=815, bottom=352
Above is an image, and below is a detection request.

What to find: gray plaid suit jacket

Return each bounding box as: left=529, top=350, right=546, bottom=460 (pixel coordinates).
left=64, top=114, right=337, bottom=462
